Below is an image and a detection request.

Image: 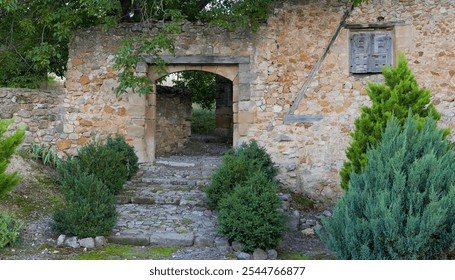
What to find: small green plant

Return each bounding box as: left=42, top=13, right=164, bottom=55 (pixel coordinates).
left=29, top=143, right=59, bottom=167
left=52, top=173, right=117, bottom=238
left=0, top=210, right=22, bottom=248
left=76, top=140, right=129, bottom=194
left=105, top=135, right=139, bottom=179
left=231, top=140, right=278, bottom=181
left=319, top=114, right=455, bottom=259
left=217, top=173, right=286, bottom=252
left=340, top=54, right=446, bottom=190
left=205, top=140, right=278, bottom=209
left=0, top=118, right=25, bottom=198
left=205, top=152, right=259, bottom=208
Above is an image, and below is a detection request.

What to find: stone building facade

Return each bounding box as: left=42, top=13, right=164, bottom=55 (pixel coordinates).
left=2, top=0, right=453, bottom=206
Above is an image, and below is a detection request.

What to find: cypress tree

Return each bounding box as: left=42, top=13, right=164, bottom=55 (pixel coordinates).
left=340, top=54, right=446, bottom=190
left=0, top=119, right=25, bottom=198
left=319, top=113, right=455, bottom=259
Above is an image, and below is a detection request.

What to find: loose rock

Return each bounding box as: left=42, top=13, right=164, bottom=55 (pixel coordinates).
left=235, top=251, right=251, bottom=260
left=302, top=228, right=315, bottom=237
left=56, top=235, right=66, bottom=247
left=267, top=249, right=278, bottom=260
left=79, top=238, right=95, bottom=249
left=64, top=237, right=80, bottom=249
left=231, top=241, right=245, bottom=252
left=253, top=248, right=268, bottom=260
left=95, top=236, right=107, bottom=247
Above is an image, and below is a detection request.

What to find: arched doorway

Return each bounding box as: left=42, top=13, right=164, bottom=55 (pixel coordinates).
left=153, top=70, right=234, bottom=156
left=142, top=56, right=250, bottom=162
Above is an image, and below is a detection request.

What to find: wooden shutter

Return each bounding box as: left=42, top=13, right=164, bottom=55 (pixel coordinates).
left=350, top=33, right=370, bottom=73
left=350, top=32, right=392, bottom=74
left=369, top=32, right=392, bottom=72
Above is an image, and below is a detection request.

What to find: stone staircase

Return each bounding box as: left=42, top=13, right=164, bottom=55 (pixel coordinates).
left=108, top=155, right=222, bottom=248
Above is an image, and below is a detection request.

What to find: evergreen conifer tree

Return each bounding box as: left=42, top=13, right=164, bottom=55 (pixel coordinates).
left=340, top=54, right=445, bottom=190
left=319, top=113, right=455, bottom=259
left=0, top=119, right=25, bottom=198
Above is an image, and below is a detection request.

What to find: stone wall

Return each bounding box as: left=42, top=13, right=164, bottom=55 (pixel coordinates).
left=60, top=0, right=454, bottom=206
left=243, top=0, right=454, bottom=205
left=0, top=88, right=64, bottom=148
left=155, top=86, right=192, bottom=155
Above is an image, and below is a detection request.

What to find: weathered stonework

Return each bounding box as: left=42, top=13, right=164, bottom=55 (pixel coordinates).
left=4, top=0, right=452, bottom=206
left=0, top=88, right=64, bottom=147
left=155, top=86, right=192, bottom=155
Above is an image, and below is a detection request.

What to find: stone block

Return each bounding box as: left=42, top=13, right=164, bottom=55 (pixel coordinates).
left=253, top=248, right=268, bottom=260
left=79, top=76, right=90, bottom=85
left=56, top=235, right=66, bottom=246
left=63, top=124, right=74, bottom=133
left=95, top=236, right=107, bottom=247
left=235, top=251, right=251, bottom=260
left=149, top=232, right=194, bottom=247
left=79, top=238, right=95, bottom=249
left=267, top=249, right=278, bottom=260
left=64, top=237, right=80, bottom=249
left=56, top=139, right=72, bottom=150
left=108, top=234, right=150, bottom=246
left=127, top=105, right=146, bottom=117
left=238, top=124, right=249, bottom=137
left=127, top=126, right=145, bottom=138
left=238, top=111, right=255, bottom=124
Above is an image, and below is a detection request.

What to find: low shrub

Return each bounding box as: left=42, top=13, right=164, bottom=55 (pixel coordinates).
left=231, top=140, right=278, bottom=181
left=0, top=210, right=22, bottom=248
left=106, top=135, right=139, bottom=179
left=52, top=173, right=117, bottom=238
left=205, top=140, right=277, bottom=208
left=216, top=173, right=286, bottom=252
left=76, top=140, right=129, bottom=194
left=318, top=114, right=455, bottom=259
left=205, top=152, right=260, bottom=208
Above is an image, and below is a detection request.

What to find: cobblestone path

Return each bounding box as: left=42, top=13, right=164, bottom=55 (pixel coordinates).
left=108, top=155, right=224, bottom=248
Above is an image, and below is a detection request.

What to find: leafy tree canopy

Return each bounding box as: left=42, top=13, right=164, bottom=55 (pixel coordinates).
left=0, top=0, right=366, bottom=90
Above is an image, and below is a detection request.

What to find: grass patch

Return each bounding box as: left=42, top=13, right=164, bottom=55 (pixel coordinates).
left=73, top=244, right=181, bottom=260
left=0, top=153, right=62, bottom=221
left=191, top=108, right=215, bottom=133
left=180, top=219, right=194, bottom=226
left=289, top=192, right=315, bottom=212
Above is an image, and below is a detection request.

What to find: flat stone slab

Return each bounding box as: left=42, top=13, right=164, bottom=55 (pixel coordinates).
left=156, top=161, right=196, bottom=167
left=150, top=232, right=194, bottom=247
left=108, top=234, right=150, bottom=246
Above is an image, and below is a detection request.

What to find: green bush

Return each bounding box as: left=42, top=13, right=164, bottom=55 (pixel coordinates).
left=205, top=153, right=259, bottom=208
left=231, top=140, right=278, bottom=181
left=340, top=54, right=447, bottom=190
left=106, top=135, right=139, bottom=179
left=0, top=210, right=22, bottom=248
left=76, top=140, right=129, bottom=194
left=319, top=114, right=455, bottom=259
left=205, top=140, right=277, bottom=208
left=217, top=173, right=286, bottom=252
left=52, top=173, right=117, bottom=238
left=0, top=119, right=25, bottom=198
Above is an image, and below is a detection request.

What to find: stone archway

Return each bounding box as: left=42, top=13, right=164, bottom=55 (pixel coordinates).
left=141, top=55, right=250, bottom=162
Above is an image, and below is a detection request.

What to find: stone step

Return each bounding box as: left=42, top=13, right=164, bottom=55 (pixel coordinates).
left=109, top=204, right=218, bottom=247
left=116, top=189, right=208, bottom=207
